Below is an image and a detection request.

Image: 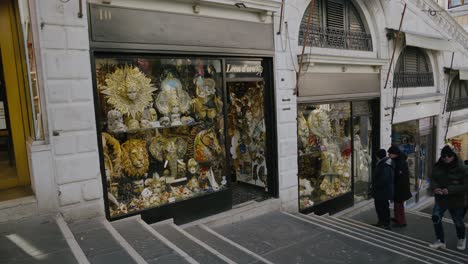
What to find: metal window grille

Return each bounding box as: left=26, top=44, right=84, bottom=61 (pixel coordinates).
left=298, top=0, right=373, bottom=51
left=447, top=77, right=468, bottom=111
left=393, top=47, right=434, bottom=88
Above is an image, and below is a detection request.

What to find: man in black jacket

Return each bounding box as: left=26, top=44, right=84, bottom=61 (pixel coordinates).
left=388, top=145, right=412, bottom=228
left=429, top=145, right=468, bottom=251
left=371, top=149, right=394, bottom=230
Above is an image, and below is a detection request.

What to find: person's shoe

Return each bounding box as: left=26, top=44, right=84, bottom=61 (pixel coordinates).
left=457, top=238, right=466, bottom=251
left=391, top=217, right=397, bottom=223
left=429, top=240, right=446, bottom=249
left=392, top=223, right=407, bottom=228
left=372, top=222, right=384, bottom=227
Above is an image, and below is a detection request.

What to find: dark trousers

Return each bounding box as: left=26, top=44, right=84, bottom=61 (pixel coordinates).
left=394, top=201, right=406, bottom=225
left=374, top=199, right=390, bottom=226
left=432, top=203, right=466, bottom=242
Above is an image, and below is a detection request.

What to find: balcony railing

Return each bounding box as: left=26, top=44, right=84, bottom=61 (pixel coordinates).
left=447, top=98, right=468, bottom=111
left=299, top=26, right=373, bottom=51
left=393, top=72, right=434, bottom=88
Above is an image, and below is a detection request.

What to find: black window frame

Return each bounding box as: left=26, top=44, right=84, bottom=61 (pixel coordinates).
left=392, top=46, right=434, bottom=88
left=447, top=75, right=468, bottom=111
left=299, top=0, right=373, bottom=51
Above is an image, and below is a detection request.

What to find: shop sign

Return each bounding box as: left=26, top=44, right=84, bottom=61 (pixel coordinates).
left=225, top=60, right=263, bottom=78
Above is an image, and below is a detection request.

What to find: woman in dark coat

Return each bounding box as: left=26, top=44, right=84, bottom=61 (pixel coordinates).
left=371, top=149, right=394, bottom=229
left=388, top=146, right=412, bottom=227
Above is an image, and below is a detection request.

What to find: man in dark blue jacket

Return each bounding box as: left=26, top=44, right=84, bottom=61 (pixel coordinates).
left=371, top=149, right=394, bottom=230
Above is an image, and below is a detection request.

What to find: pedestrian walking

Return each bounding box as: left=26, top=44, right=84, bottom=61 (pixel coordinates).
left=371, top=149, right=394, bottom=230
left=429, top=145, right=468, bottom=250
left=387, top=145, right=412, bottom=228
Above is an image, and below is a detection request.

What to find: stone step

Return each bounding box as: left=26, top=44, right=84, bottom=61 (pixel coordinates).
left=151, top=221, right=234, bottom=264
left=185, top=224, right=273, bottom=264
left=291, top=212, right=464, bottom=264
left=0, top=214, right=77, bottom=263
left=112, top=217, right=189, bottom=263
left=350, top=206, right=468, bottom=254
left=68, top=217, right=138, bottom=264
left=340, top=215, right=468, bottom=261
left=213, top=211, right=417, bottom=263
left=0, top=196, right=38, bottom=223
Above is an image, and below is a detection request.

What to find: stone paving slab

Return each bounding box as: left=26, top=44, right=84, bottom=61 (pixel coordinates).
left=113, top=219, right=188, bottom=263
left=68, top=218, right=135, bottom=264
left=213, top=212, right=417, bottom=264
left=153, top=223, right=225, bottom=264
left=349, top=207, right=468, bottom=253
left=186, top=225, right=258, bottom=264
left=0, top=215, right=77, bottom=264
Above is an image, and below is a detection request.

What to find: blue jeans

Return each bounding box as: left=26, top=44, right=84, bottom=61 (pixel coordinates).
left=432, top=204, right=466, bottom=242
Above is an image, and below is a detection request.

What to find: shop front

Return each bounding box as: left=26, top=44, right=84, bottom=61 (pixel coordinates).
left=448, top=133, right=468, bottom=162
left=391, top=117, right=436, bottom=201
left=89, top=4, right=278, bottom=224
left=297, top=64, right=381, bottom=215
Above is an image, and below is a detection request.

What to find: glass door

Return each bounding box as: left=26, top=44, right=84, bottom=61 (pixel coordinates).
left=225, top=59, right=271, bottom=205
left=352, top=101, right=373, bottom=202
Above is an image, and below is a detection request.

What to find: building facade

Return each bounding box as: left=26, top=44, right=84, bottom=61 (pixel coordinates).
left=1, top=0, right=468, bottom=223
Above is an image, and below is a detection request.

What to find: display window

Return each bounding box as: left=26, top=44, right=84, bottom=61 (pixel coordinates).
left=95, top=55, right=228, bottom=218
left=93, top=55, right=276, bottom=220
left=392, top=117, right=435, bottom=193
left=297, top=102, right=352, bottom=211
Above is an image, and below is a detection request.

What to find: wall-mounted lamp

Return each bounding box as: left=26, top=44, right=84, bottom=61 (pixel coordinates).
left=235, top=3, right=247, bottom=8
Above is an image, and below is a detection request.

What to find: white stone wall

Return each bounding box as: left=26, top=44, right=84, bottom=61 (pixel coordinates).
left=32, top=0, right=103, bottom=220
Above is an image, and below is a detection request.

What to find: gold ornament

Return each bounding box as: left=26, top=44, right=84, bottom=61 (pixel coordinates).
left=101, top=65, right=156, bottom=118
left=121, top=139, right=149, bottom=178
left=102, top=132, right=122, bottom=179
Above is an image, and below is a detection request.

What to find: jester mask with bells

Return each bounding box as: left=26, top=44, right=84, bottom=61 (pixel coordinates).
left=101, top=65, right=156, bottom=119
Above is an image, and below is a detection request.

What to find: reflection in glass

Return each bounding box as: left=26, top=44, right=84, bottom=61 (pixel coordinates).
left=352, top=101, right=372, bottom=202
left=298, top=103, right=352, bottom=210
left=392, top=120, right=417, bottom=192
left=19, top=0, right=43, bottom=140
left=95, top=56, right=227, bottom=218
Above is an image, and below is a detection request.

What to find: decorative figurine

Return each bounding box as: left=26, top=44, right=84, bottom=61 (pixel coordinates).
left=121, top=139, right=149, bottom=178
left=155, top=73, right=191, bottom=126
left=107, top=110, right=127, bottom=132
left=126, top=119, right=140, bottom=130
left=101, top=65, right=156, bottom=119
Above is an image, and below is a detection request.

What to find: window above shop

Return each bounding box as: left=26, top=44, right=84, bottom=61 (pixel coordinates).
left=298, top=0, right=372, bottom=51
left=393, top=47, right=434, bottom=88
left=449, top=0, right=467, bottom=9
left=447, top=75, right=468, bottom=111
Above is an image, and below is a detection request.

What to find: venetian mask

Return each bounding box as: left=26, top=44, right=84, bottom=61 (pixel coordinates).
left=121, top=139, right=149, bottom=178
left=194, top=129, right=222, bottom=163
left=187, top=158, right=199, bottom=175
left=101, top=65, right=156, bottom=118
